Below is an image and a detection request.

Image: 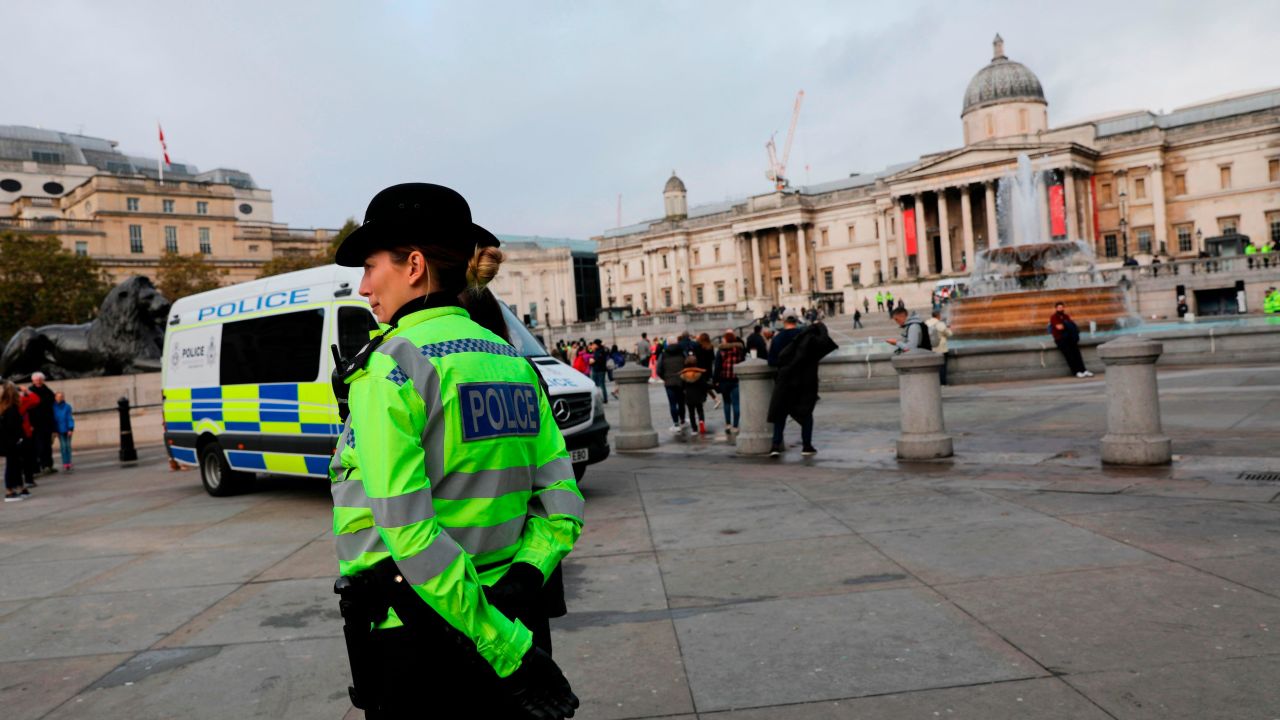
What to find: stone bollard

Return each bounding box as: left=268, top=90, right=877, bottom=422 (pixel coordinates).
left=1098, top=338, right=1171, bottom=465
left=890, top=352, right=953, bottom=460
left=735, top=358, right=777, bottom=456
left=117, top=396, right=138, bottom=463
left=613, top=364, right=658, bottom=450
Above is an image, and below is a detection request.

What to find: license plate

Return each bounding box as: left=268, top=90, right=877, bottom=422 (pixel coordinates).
left=570, top=448, right=590, bottom=463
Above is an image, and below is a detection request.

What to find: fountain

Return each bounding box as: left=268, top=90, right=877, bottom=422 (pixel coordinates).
left=947, top=154, right=1130, bottom=338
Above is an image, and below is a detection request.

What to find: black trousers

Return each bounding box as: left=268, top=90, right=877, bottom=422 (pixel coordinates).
left=1057, top=341, right=1086, bottom=375
left=4, top=450, right=23, bottom=491
left=33, top=429, right=53, bottom=470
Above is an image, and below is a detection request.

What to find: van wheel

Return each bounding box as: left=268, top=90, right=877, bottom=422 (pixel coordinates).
left=573, top=463, right=587, bottom=482
left=199, top=442, right=249, bottom=497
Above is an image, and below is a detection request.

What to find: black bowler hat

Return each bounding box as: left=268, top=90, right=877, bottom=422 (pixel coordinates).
left=334, top=183, right=501, bottom=267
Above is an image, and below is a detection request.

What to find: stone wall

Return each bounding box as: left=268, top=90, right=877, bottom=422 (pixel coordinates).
left=40, top=373, right=163, bottom=450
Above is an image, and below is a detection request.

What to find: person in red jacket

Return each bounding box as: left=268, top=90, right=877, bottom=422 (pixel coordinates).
left=1048, top=302, right=1094, bottom=379
left=17, top=386, right=40, bottom=489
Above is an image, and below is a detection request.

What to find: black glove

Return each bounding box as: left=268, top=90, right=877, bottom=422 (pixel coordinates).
left=484, top=562, right=543, bottom=620
left=498, top=646, right=579, bottom=720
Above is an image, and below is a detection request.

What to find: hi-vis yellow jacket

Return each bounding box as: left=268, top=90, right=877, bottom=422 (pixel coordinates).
left=330, top=300, right=584, bottom=677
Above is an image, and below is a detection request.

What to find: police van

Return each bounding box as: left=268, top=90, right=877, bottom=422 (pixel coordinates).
left=162, top=265, right=609, bottom=496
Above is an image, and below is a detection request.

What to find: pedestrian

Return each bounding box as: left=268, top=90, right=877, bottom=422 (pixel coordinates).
left=746, top=324, right=768, bottom=359
left=864, top=296, right=871, bottom=315
left=767, top=320, right=837, bottom=457
left=875, top=292, right=885, bottom=312
left=886, top=306, right=931, bottom=354
left=327, top=182, right=580, bottom=718
left=884, top=291, right=893, bottom=312
left=2, top=382, right=30, bottom=501
left=714, top=330, right=745, bottom=435
left=1048, top=302, right=1093, bottom=378
left=28, top=371, right=56, bottom=474
left=925, top=309, right=953, bottom=385
left=1177, top=295, right=1190, bottom=318
left=17, top=386, right=39, bottom=489
left=53, top=391, right=74, bottom=471
left=635, top=332, right=651, bottom=365
left=694, top=333, right=718, bottom=411
left=853, top=308, right=863, bottom=329
left=572, top=342, right=590, bottom=375
left=680, top=355, right=710, bottom=435
left=588, top=339, right=609, bottom=403
left=768, top=315, right=803, bottom=367
left=659, top=337, right=688, bottom=433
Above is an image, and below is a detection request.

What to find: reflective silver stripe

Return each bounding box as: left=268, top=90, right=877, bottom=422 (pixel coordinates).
left=537, top=488, right=585, bottom=519
left=331, top=479, right=368, bottom=508
left=336, top=527, right=387, bottom=561
left=443, top=516, right=527, bottom=556
left=533, top=456, right=573, bottom=489
left=377, top=338, right=447, bottom=481
left=329, top=421, right=353, bottom=477
left=397, top=536, right=464, bottom=585
left=432, top=466, right=532, bottom=501
left=369, top=487, right=436, bottom=528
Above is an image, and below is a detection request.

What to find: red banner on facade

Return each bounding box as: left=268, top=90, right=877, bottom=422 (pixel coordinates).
left=1049, top=184, right=1066, bottom=237
left=903, top=207, right=917, bottom=256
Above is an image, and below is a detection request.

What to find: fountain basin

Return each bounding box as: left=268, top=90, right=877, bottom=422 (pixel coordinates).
left=948, top=285, right=1128, bottom=338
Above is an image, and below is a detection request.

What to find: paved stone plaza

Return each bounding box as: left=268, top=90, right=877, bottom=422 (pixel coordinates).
left=1, top=365, right=1278, bottom=719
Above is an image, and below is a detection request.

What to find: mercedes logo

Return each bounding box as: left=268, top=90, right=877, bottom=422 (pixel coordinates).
left=552, top=398, right=572, bottom=423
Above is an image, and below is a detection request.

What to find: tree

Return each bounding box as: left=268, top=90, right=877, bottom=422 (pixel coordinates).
left=257, top=218, right=358, bottom=278
left=155, top=251, right=227, bottom=303
left=0, top=233, right=110, bottom=342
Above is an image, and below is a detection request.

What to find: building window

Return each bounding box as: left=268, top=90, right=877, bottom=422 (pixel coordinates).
left=1018, top=108, right=1028, bottom=132
left=1270, top=158, right=1279, bottom=183
left=162, top=199, right=175, bottom=214
left=1134, top=177, right=1146, bottom=200
left=715, top=282, right=725, bottom=302
left=1175, top=224, right=1193, bottom=253
left=622, top=295, right=632, bottom=309
left=1219, top=166, right=1232, bottom=190
left=164, top=226, right=178, bottom=253
left=126, top=197, right=140, bottom=212
left=662, top=288, right=671, bottom=307
left=1100, top=183, right=1113, bottom=205
left=1269, top=211, right=1280, bottom=245
left=823, top=267, right=834, bottom=290
left=1218, top=216, right=1239, bottom=235
left=820, top=228, right=829, bottom=247
left=1104, top=234, right=1118, bottom=258
left=248, top=244, right=259, bottom=253
left=713, top=245, right=721, bottom=263
left=875, top=218, right=881, bottom=240
left=695, top=284, right=704, bottom=305
left=693, top=249, right=700, bottom=266
left=196, top=201, right=208, bottom=215
left=662, top=254, right=668, bottom=270
left=1174, top=173, right=1187, bottom=195
left=848, top=263, right=861, bottom=286
left=199, top=227, right=211, bottom=254
left=31, top=150, right=62, bottom=164
left=623, top=262, right=629, bottom=279
left=1136, top=227, right=1152, bottom=253
left=129, top=225, right=143, bottom=253
left=74, top=241, right=87, bottom=256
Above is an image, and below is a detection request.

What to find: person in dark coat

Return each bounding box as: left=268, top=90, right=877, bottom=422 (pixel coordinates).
left=1048, top=302, right=1093, bottom=378
left=767, top=322, right=838, bottom=457
left=745, top=325, right=768, bottom=359
left=658, top=340, right=688, bottom=433
left=679, top=356, right=709, bottom=435
left=2, top=382, right=29, bottom=501
left=28, top=372, right=56, bottom=474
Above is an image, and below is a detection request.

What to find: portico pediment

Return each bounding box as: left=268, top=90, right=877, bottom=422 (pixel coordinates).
left=887, top=141, right=1093, bottom=190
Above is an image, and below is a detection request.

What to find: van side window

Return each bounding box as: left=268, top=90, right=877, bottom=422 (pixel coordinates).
left=338, top=306, right=379, bottom=360
left=220, top=309, right=325, bottom=385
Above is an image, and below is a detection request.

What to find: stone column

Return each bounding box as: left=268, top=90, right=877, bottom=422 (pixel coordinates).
left=877, top=207, right=890, bottom=283
left=750, top=231, right=764, bottom=298
left=959, top=184, right=975, bottom=272
left=613, top=364, right=658, bottom=450
left=1150, top=162, right=1168, bottom=254
left=1063, top=169, right=1079, bottom=241
left=734, top=358, right=777, bottom=455
left=1083, top=172, right=1097, bottom=244
left=890, top=352, right=953, bottom=459
left=668, top=248, right=679, bottom=308
left=937, top=189, right=953, bottom=274
left=984, top=180, right=999, bottom=249
left=1042, top=175, right=1054, bottom=241
left=1098, top=339, right=1171, bottom=465
left=797, top=224, right=810, bottom=292
left=778, top=227, right=791, bottom=294
left=894, top=197, right=909, bottom=279
left=913, top=193, right=928, bottom=275
left=645, top=251, right=657, bottom=311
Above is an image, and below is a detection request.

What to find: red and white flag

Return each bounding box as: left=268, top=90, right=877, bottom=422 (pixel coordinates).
left=158, top=123, right=171, bottom=166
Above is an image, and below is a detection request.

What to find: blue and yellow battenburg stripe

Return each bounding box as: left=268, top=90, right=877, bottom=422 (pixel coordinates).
left=164, top=381, right=339, bottom=476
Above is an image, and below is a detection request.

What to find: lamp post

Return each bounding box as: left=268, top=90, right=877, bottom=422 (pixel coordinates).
left=1119, top=190, right=1130, bottom=260
left=1195, top=228, right=1204, bottom=254
left=677, top=276, right=685, bottom=311
left=543, top=295, right=550, bottom=330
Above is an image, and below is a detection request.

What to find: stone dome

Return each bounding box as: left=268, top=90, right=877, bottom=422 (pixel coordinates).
left=664, top=172, right=686, bottom=194
left=962, top=34, right=1046, bottom=116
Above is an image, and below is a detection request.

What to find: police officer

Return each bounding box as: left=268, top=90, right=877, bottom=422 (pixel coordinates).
left=330, top=183, right=583, bottom=718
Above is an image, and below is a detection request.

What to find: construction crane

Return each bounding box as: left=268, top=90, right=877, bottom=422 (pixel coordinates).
left=765, top=90, right=805, bottom=191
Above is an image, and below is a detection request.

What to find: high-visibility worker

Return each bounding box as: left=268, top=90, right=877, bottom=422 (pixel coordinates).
left=1264, top=287, right=1280, bottom=314
left=330, top=183, right=583, bottom=719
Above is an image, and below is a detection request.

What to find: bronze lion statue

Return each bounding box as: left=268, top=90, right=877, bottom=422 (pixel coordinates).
left=0, top=276, right=171, bottom=380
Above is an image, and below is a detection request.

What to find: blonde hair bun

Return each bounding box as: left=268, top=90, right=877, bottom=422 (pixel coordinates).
left=465, top=245, right=505, bottom=292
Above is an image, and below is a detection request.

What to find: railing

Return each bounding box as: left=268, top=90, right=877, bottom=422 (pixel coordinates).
left=0, top=217, right=105, bottom=234
left=547, top=310, right=754, bottom=337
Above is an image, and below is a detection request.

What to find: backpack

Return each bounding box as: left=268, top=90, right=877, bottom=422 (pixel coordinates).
left=907, top=319, right=932, bottom=351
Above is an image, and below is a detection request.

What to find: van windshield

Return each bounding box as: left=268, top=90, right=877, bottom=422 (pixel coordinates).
left=500, top=304, right=549, bottom=358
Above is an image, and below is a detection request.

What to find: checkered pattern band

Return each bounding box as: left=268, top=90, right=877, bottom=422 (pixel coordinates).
left=419, top=339, right=519, bottom=359
left=386, top=367, right=409, bottom=386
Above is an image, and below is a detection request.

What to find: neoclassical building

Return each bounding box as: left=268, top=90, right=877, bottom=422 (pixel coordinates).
left=594, top=35, right=1280, bottom=315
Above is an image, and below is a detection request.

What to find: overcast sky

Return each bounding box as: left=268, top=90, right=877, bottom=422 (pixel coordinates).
left=8, top=0, right=1278, bottom=239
